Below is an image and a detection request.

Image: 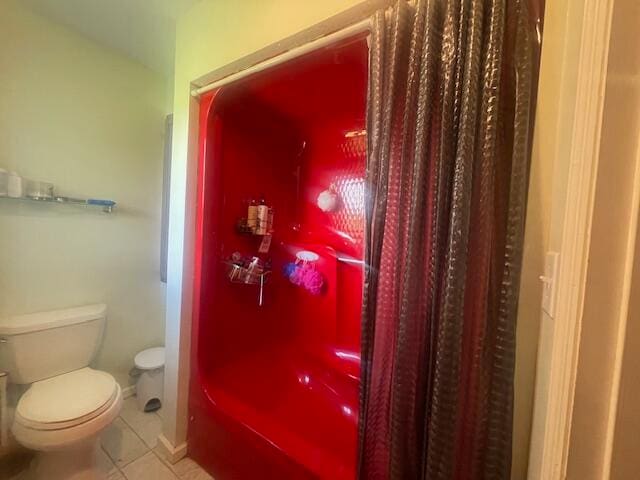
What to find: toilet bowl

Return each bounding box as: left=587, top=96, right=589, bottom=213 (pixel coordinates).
left=12, top=368, right=123, bottom=479
left=0, top=304, right=123, bottom=480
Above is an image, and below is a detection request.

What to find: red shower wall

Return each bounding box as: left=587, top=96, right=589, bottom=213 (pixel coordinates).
left=189, top=37, right=368, bottom=480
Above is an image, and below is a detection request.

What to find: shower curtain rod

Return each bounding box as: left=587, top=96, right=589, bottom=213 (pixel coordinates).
left=190, top=18, right=372, bottom=98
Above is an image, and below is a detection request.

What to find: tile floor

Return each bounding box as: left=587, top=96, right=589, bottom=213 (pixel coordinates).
left=1, top=395, right=213, bottom=480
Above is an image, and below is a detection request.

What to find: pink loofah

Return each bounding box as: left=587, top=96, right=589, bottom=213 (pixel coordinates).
left=301, top=267, right=324, bottom=295
left=289, top=265, right=305, bottom=286
left=288, top=263, right=324, bottom=295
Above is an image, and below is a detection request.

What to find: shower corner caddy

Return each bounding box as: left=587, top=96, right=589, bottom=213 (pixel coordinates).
left=223, top=260, right=271, bottom=306
left=1, top=195, right=117, bottom=213
left=234, top=218, right=274, bottom=236
left=224, top=260, right=271, bottom=285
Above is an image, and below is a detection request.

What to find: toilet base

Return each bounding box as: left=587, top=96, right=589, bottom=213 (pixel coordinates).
left=27, top=437, right=103, bottom=480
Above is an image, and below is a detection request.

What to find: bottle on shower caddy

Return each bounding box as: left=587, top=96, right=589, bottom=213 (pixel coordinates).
left=247, top=198, right=258, bottom=232
left=267, top=207, right=274, bottom=233
left=256, top=195, right=269, bottom=235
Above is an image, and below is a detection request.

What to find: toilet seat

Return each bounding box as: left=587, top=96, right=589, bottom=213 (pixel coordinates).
left=12, top=375, right=122, bottom=452
left=15, top=367, right=119, bottom=431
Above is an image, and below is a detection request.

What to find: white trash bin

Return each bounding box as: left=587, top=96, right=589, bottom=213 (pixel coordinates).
left=134, top=347, right=165, bottom=412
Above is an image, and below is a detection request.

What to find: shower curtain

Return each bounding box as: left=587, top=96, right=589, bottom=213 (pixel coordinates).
left=359, top=0, right=541, bottom=479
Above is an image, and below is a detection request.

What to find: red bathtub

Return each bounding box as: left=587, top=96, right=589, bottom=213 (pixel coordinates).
left=189, top=36, right=368, bottom=479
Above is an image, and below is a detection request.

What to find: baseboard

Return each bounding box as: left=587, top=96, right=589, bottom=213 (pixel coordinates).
left=156, top=433, right=187, bottom=464
left=122, top=384, right=137, bottom=399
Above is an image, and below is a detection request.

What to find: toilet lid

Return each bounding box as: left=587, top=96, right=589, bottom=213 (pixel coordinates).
left=134, top=346, right=165, bottom=370
left=16, top=368, right=118, bottom=430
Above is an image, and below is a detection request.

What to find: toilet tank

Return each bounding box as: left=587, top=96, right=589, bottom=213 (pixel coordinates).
left=0, top=304, right=106, bottom=384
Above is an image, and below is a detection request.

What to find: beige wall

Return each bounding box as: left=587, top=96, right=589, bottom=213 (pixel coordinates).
left=610, top=209, right=640, bottom=479
left=0, top=1, right=169, bottom=385
left=601, top=0, right=640, bottom=478
left=168, top=1, right=541, bottom=474
left=566, top=0, right=640, bottom=477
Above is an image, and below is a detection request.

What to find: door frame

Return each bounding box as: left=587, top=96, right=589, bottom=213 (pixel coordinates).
left=527, top=0, right=615, bottom=478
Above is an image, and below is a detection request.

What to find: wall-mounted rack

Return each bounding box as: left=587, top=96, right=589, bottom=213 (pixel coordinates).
left=223, top=260, right=271, bottom=306
left=1, top=195, right=116, bottom=213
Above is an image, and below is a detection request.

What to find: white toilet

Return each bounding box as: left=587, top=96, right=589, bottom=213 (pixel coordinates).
left=0, top=304, right=122, bottom=480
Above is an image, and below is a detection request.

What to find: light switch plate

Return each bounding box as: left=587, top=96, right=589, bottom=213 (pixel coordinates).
left=541, top=251, right=560, bottom=317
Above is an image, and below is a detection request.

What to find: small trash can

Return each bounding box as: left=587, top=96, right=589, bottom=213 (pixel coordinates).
left=134, top=346, right=165, bottom=412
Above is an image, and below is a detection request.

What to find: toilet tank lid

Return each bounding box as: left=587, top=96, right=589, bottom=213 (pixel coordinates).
left=0, top=304, right=107, bottom=336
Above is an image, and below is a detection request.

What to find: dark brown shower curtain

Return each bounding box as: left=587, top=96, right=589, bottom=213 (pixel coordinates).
left=359, top=0, right=541, bottom=479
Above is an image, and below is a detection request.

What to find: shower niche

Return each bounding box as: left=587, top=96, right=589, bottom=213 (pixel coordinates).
left=190, top=35, right=368, bottom=479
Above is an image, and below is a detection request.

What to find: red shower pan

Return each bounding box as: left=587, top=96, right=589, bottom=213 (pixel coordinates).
left=189, top=36, right=369, bottom=479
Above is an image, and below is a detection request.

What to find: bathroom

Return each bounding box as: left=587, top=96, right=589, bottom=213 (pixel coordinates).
left=0, top=1, right=179, bottom=479
left=2, top=1, right=640, bottom=480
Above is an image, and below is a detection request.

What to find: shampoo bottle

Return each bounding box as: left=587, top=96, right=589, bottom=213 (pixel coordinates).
left=267, top=207, right=274, bottom=233
left=256, top=195, right=268, bottom=235
left=247, top=199, right=258, bottom=232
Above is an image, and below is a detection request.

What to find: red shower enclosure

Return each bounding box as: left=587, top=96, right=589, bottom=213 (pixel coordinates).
left=189, top=36, right=368, bottom=479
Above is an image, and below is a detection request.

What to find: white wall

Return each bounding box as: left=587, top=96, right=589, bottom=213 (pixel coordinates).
left=0, top=1, right=169, bottom=385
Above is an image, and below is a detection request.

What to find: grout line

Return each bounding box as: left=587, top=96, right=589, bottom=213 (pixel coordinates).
left=116, top=411, right=179, bottom=479
left=104, top=414, right=150, bottom=470
left=150, top=449, right=180, bottom=479
left=117, top=413, right=151, bottom=451
left=119, top=397, right=164, bottom=449
left=100, top=444, right=119, bottom=476
left=118, top=465, right=128, bottom=480
left=102, top=406, right=179, bottom=479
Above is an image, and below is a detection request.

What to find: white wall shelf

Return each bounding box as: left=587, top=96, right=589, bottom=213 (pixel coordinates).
left=1, top=195, right=116, bottom=213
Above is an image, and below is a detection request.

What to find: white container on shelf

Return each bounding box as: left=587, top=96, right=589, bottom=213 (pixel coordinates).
left=26, top=180, right=54, bottom=199
left=7, top=172, right=25, bottom=198
left=0, top=169, right=8, bottom=197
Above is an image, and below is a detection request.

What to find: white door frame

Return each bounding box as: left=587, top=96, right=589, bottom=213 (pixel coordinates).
left=527, top=0, right=615, bottom=478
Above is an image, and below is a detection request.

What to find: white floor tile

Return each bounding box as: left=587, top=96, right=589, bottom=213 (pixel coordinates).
left=107, top=471, right=126, bottom=480
left=180, top=466, right=214, bottom=480
left=101, top=417, right=149, bottom=468
left=152, top=444, right=170, bottom=463
left=165, top=457, right=213, bottom=480
left=121, top=452, right=178, bottom=480
left=165, top=457, right=196, bottom=475
left=119, top=396, right=163, bottom=448
left=96, top=445, right=118, bottom=476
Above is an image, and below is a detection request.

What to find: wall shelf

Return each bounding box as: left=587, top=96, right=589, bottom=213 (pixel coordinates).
left=0, top=195, right=116, bottom=213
